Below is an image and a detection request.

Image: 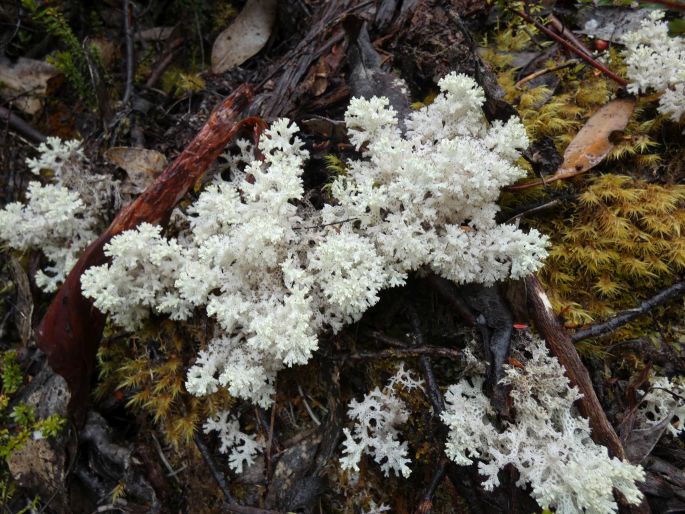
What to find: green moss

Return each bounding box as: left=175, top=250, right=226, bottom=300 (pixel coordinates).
left=96, top=320, right=233, bottom=450
left=540, top=175, right=685, bottom=336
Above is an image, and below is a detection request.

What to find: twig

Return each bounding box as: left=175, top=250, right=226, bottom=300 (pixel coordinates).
left=514, top=60, right=578, bottom=89
left=145, top=36, right=184, bottom=89
left=525, top=275, right=625, bottom=459
left=36, top=86, right=258, bottom=424
left=298, top=384, right=321, bottom=426
left=0, top=106, right=46, bottom=143
left=151, top=433, right=180, bottom=484
left=503, top=199, right=562, bottom=224
left=262, top=404, right=277, bottom=480
left=511, top=9, right=628, bottom=87
left=366, top=330, right=409, bottom=348
left=548, top=14, right=594, bottom=60
left=346, top=347, right=461, bottom=360
left=639, top=0, right=685, bottom=10
left=166, top=464, right=187, bottom=478
left=194, top=8, right=206, bottom=67
left=416, top=458, right=448, bottom=514
left=194, top=433, right=235, bottom=503
left=195, top=433, right=286, bottom=514
left=572, top=282, right=685, bottom=342
left=122, top=0, right=135, bottom=104
left=406, top=303, right=446, bottom=413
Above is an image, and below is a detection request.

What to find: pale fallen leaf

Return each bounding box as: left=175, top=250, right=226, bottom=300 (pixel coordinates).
left=508, top=97, right=635, bottom=190
left=211, top=0, right=277, bottom=75
left=0, top=57, right=62, bottom=115
left=105, top=147, right=167, bottom=192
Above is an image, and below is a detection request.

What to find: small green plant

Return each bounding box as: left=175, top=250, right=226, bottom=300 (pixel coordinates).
left=21, top=0, right=96, bottom=105
left=0, top=350, right=65, bottom=512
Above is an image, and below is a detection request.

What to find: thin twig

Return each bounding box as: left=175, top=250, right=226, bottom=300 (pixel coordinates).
left=195, top=434, right=286, bottom=514
left=572, top=282, right=685, bottom=342
left=548, top=14, right=594, bottom=60
left=194, top=8, right=205, bottom=67
left=151, top=433, right=180, bottom=484
left=145, top=36, right=184, bottom=89
left=514, top=60, right=578, bottom=89
left=122, top=0, right=135, bottom=104
left=639, top=0, right=685, bottom=11
left=194, top=433, right=235, bottom=503
left=0, top=106, right=46, bottom=143
left=511, top=9, right=628, bottom=87
left=406, top=304, right=446, bottom=413
left=367, top=330, right=410, bottom=348
left=416, top=458, right=448, bottom=514
left=503, top=199, right=561, bottom=224
left=346, top=346, right=461, bottom=360
left=295, top=217, right=359, bottom=231
left=298, top=384, right=321, bottom=426
left=263, top=404, right=277, bottom=480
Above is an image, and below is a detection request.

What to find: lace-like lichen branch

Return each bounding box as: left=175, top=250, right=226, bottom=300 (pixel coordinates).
left=340, top=364, right=423, bottom=478
left=441, top=335, right=645, bottom=514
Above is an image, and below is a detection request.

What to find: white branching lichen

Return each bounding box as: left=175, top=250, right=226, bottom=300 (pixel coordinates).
left=622, top=10, right=685, bottom=123
left=340, top=364, right=423, bottom=478
left=77, top=73, right=547, bottom=409
left=0, top=180, right=96, bottom=292
left=441, top=335, right=645, bottom=514
left=203, top=411, right=263, bottom=474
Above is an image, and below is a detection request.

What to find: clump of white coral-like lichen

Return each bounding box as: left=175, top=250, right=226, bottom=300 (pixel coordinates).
left=441, top=334, right=645, bottom=514
left=79, top=73, right=547, bottom=409
left=340, top=364, right=423, bottom=478
left=622, top=10, right=685, bottom=123
left=0, top=180, right=96, bottom=293
left=203, top=411, right=263, bottom=474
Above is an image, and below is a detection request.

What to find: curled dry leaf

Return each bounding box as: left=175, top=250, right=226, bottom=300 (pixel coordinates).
left=105, top=147, right=167, bottom=192
left=211, top=0, right=277, bottom=75
left=0, top=57, right=62, bottom=115
left=508, top=97, right=635, bottom=190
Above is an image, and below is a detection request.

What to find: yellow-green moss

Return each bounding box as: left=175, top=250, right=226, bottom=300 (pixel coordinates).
left=540, top=175, right=685, bottom=335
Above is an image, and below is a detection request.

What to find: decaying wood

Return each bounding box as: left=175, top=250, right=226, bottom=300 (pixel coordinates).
left=525, top=274, right=626, bottom=459
left=35, top=85, right=258, bottom=423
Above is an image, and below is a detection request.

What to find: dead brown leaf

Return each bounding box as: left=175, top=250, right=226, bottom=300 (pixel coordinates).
left=211, top=0, right=277, bottom=75
left=105, top=147, right=167, bottom=192
left=507, top=97, right=635, bottom=190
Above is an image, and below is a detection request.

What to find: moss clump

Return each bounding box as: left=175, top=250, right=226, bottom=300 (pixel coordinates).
left=96, top=321, right=233, bottom=450
left=541, top=174, right=685, bottom=335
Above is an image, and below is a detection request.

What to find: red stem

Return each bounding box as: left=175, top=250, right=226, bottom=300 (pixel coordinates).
left=511, top=9, right=628, bottom=87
